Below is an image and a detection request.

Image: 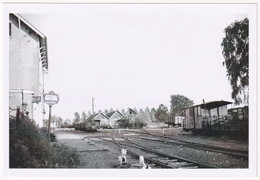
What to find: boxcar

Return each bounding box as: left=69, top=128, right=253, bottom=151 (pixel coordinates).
left=182, top=100, right=232, bottom=131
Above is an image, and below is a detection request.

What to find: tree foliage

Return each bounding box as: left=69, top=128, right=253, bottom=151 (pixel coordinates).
left=73, top=112, right=80, bottom=123
left=221, top=18, right=249, bottom=104
left=170, top=94, right=194, bottom=116
left=81, top=111, right=87, bottom=122
left=154, top=104, right=169, bottom=122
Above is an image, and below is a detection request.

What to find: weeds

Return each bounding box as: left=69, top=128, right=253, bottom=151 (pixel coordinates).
left=9, top=116, right=80, bottom=168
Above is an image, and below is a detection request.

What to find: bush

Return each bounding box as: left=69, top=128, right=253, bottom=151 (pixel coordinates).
left=9, top=116, right=80, bottom=168
left=50, top=133, right=56, bottom=142
left=117, top=117, right=147, bottom=129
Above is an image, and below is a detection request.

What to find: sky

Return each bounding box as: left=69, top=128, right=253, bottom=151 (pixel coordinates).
left=19, top=4, right=250, bottom=120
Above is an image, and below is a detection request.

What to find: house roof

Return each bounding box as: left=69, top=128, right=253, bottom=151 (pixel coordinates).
left=183, top=100, right=232, bottom=110
left=86, top=112, right=108, bottom=121
left=10, top=13, right=48, bottom=71
left=106, top=111, right=124, bottom=118
left=125, top=108, right=137, bottom=115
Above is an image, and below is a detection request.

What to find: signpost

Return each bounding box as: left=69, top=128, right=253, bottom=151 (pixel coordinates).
left=44, top=91, right=59, bottom=137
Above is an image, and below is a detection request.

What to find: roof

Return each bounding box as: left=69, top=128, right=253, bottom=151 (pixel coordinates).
left=10, top=13, right=48, bottom=71
left=106, top=111, right=124, bottom=118
left=201, top=100, right=232, bottom=109
left=86, top=112, right=108, bottom=121
left=184, top=100, right=232, bottom=110
left=125, top=108, right=137, bottom=115
left=15, top=14, right=46, bottom=38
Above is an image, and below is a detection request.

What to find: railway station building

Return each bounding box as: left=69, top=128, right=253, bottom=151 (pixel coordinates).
left=9, top=13, right=48, bottom=127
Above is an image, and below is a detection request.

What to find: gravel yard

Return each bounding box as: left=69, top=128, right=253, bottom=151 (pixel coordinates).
left=54, top=126, right=248, bottom=169
left=55, top=130, right=139, bottom=168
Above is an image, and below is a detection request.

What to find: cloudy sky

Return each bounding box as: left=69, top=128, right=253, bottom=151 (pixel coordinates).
left=16, top=4, right=251, bottom=120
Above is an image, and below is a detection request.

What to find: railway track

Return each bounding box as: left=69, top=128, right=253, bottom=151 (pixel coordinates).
left=89, top=136, right=217, bottom=169
left=121, top=129, right=248, bottom=159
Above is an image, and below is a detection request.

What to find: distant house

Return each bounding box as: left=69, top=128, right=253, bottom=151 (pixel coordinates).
left=124, top=108, right=137, bottom=122
left=86, top=112, right=109, bottom=128
left=9, top=13, right=48, bottom=127
left=106, top=111, right=124, bottom=128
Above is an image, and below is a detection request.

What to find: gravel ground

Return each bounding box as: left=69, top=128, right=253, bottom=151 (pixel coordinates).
left=129, top=137, right=248, bottom=168
left=55, top=131, right=139, bottom=168
left=145, top=127, right=248, bottom=151
left=54, top=127, right=248, bottom=169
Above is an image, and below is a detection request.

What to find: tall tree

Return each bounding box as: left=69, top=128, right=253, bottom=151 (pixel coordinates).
left=154, top=104, right=169, bottom=122
left=150, top=107, right=156, bottom=122
left=151, top=107, right=156, bottom=113
left=56, top=117, right=63, bottom=128
left=104, top=109, right=109, bottom=114
left=121, top=108, right=125, bottom=115
left=170, top=94, right=194, bottom=117
left=87, top=110, right=92, bottom=117
left=221, top=18, right=249, bottom=105
left=139, top=108, right=144, bottom=114
left=81, top=111, right=87, bottom=122
left=51, top=115, right=58, bottom=123
left=145, top=107, right=150, bottom=113
left=109, top=108, right=114, bottom=113
left=73, top=112, right=80, bottom=123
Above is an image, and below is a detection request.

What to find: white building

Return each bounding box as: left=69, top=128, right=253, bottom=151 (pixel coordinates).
left=106, top=111, right=124, bottom=128
left=9, top=13, right=48, bottom=127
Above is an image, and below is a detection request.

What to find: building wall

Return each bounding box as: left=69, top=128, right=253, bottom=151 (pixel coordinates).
left=9, top=90, right=34, bottom=118
left=9, top=14, right=45, bottom=127
left=9, top=16, right=41, bottom=95
left=109, top=112, right=123, bottom=127
left=94, top=113, right=109, bottom=127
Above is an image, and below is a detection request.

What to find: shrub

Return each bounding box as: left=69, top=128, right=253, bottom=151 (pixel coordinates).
left=50, top=133, right=56, bottom=142
left=9, top=116, right=80, bottom=168
left=117, top=117, right=147, bottom=129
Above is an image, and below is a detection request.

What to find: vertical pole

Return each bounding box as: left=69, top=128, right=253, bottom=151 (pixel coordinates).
left=16, top=107, right=20, bottom=126
left=193, top=107, right=196, bottom=130
left=217, top=106, right=220, bottom=135
left=48, top=105, right=52, bottom=137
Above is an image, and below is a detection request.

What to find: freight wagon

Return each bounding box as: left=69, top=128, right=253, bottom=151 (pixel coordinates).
left=182, top=100, right=232, bottom=131
left=182, top=100, right=248, bottom=136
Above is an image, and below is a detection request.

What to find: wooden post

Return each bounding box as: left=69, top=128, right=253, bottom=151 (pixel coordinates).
left=48, top=105, right=52, bottom=137
left=217, top=106, right=221, bottom=135
left=16, top=107, right=20, bottom=126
